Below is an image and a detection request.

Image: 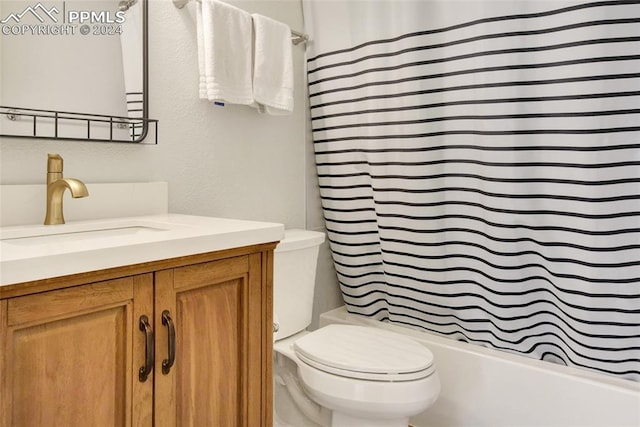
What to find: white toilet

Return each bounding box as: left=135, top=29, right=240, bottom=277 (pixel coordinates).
left=273, top=230, right=440, bottom=427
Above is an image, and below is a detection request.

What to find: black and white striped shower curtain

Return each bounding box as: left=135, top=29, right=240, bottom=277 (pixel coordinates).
left=303, top=0, right=640, bottom=381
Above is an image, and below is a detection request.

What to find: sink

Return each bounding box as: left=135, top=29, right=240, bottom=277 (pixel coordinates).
left=2, top=225, right=168, bottom=246
left=0, top=214, right=284, bottom=287
left=0, top=218, right=175, bottom=246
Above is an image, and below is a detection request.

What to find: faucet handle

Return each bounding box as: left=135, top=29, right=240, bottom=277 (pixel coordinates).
left=47, top=153, right=63, bottom=173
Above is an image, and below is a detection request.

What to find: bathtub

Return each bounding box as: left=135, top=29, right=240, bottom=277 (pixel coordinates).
left=319, top=306, right=640, bottom=427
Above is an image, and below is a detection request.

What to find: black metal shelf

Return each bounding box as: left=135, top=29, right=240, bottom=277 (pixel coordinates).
left=0, top=106, right=158, bottom=144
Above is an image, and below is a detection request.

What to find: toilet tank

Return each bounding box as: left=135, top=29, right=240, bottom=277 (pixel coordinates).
left=274, top=229, right=325, bottom=340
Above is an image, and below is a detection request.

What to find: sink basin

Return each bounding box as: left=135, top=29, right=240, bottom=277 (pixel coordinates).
left=2, top=225, right=168, bottom=246
left=0, top=214, right=284, bottom=287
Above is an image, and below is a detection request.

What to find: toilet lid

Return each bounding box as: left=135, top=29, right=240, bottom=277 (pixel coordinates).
left=293, top=324, right=435, bottom=381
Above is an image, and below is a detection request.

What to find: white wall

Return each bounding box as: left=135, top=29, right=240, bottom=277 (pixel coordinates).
left=1, top=0, right=304, bottom=224
left=0, top=0, right=342, bottom=327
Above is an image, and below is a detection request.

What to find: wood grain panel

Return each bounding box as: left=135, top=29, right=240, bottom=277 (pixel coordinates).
left=11, top=306, right=129, bottom=426
left=153, top=269, right=176, bottom=427
left=7, top=277, right=133, bottom=326
left=0, top=242, right=277, bottom=300
left=0, top=300, right=9, bottom=427
left=175, top=278, right=245, bottom=427
left=261, top=250, right=274, bottom=427
left=172, top=256, right=249, bottom=290
left=132, top=274, right=154, bottom=427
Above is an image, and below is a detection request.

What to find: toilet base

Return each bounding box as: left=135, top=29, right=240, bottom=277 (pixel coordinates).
left=331, top=412, right=409, bottom=427
left=275, top=331, right=439, bottom=427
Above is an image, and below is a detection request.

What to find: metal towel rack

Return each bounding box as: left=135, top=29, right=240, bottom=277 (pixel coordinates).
left=173, top=0, right=309, bottom=45
left=0, top=106, right=158, bottom=144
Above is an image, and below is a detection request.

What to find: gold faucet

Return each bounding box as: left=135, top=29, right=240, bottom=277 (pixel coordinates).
left=44, top=153, right=89, bottom=225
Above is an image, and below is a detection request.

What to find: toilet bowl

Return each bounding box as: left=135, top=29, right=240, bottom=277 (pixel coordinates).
left=273, top=230, right=440, bottom=427
left=275, top=325, right=440, bottom=427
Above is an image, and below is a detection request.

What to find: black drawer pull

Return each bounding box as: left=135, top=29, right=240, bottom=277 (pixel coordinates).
left=138, top=315, right=154, bottom=382
left=161, top=310, right=176, bottom=375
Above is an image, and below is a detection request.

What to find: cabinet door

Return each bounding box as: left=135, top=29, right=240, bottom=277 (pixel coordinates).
left=154, top=253, right=272, bottom=427
left=0, top=275, right=153, bottom=427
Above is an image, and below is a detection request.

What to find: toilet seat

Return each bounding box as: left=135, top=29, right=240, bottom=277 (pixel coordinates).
left=293, top=324, right=435, bottom=381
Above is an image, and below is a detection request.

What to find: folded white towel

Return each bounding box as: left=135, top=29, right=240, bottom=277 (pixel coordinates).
left=199, top=0, right=254, bottom=106
left=196, top=1, right=207, bottom=99
left=251, top=14, right=294, bottom=115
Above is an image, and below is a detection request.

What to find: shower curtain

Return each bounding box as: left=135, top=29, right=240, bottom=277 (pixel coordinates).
left=302, top=0, right=640, bottom=381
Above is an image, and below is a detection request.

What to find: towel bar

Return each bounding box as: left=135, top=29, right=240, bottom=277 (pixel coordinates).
left=173, top=0, right=309, bottom=45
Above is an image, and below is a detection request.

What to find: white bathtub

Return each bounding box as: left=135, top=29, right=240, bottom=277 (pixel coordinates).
left=320, top=306, right=640, bottom=427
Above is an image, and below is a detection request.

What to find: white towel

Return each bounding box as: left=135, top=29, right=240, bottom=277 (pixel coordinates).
left=251, top=14, right=294, bottom=115
left=198, top=0, right=253, bottom=106
left=196, top=1, right=207, bottom=99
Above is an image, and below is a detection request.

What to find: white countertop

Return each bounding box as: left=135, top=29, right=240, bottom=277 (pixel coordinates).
left=0, top=214, right=284, bottom=286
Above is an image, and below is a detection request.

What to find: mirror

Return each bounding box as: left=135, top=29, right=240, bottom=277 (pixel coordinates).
left=0, top=0, right=155, bottom=143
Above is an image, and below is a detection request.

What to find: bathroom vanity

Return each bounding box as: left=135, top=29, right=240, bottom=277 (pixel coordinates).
left=0, top=214, right=283, bottom=427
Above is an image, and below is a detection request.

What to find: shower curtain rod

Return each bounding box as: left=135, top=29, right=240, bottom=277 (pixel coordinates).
left=172, top=0, right=309, bottom=45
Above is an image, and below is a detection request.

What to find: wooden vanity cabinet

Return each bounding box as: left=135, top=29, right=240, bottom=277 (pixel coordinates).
left=0, top=244, right=275, bottom=427
left=154, top=252, right=272, bottom=426
left=0, top=275, right=147, bottom=427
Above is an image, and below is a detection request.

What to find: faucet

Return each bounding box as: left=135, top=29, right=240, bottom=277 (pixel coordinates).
left=44, top=153, right=89, bottom=225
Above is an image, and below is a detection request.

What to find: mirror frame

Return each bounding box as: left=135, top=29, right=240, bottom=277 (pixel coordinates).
left=0, top=0, right=155, bottom=144
left=139, top=0, right=150, bottom=143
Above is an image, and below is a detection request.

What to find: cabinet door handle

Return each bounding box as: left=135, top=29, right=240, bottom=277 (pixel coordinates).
left=161, top=310, right=176, bottom=375
left=138, top=315, right=154, bottom=382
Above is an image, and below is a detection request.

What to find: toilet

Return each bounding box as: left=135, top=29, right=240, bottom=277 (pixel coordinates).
left=273, top=230, right=440, bottom=427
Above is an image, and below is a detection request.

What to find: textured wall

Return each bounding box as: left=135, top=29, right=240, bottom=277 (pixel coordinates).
left=0, top=0, right=342, bottom=328
left=1, top=0, right=304, bottom=226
